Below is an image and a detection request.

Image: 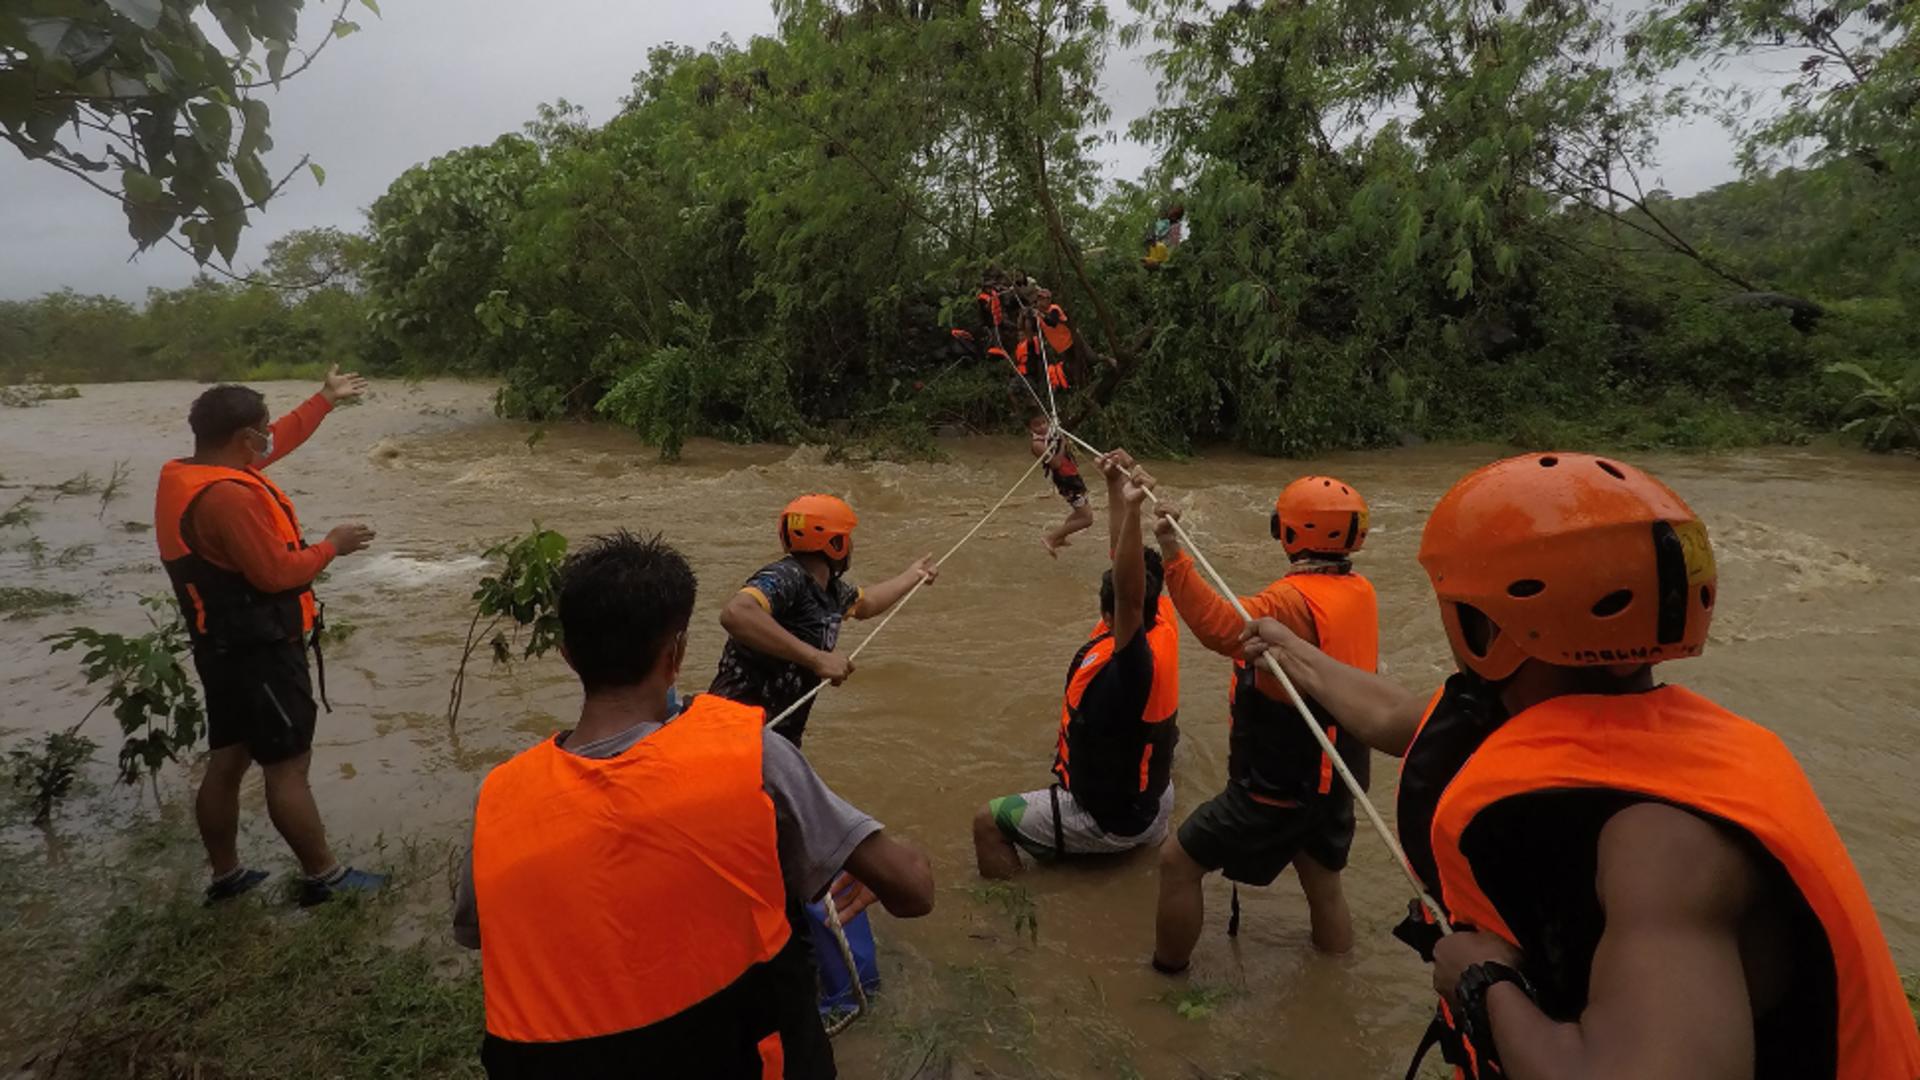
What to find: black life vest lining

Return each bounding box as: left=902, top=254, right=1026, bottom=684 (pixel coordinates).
left=1395, top=671, right=1510, bottom=898
left=1055, top=631, right=1176, bottom=836
left=1458, top=789, right=1838, bottom=1079
left=480, top=900, right=833, bottom=1079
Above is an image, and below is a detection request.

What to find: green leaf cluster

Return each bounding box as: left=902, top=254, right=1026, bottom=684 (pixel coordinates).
left=0, top=0, right=371, bottom=263
left=43, top=595, right=204, bottom=789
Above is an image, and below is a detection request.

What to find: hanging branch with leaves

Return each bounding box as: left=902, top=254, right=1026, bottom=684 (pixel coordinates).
left=0, top=0, right=381, bottom=264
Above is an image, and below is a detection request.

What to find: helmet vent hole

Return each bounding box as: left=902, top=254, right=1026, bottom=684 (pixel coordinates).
left=1322, top=479, right=1332, bottom=487
left=1597, top=460, right=1627, bottom=480
left=1456, top=603, right=1496, bottom=658
left=1327, top=530, right=1342, bottom=540
left=1339, top=485, right=1350, bottom=494
left=1700, top=585, right=1714, bottom=609
left=1506, top=579, right=1546, bottom=598
left=1284, top=526, right=1296, bottom=545
left=1539, top=456, right=1559, bottom=467
left=1305, top=522, right=1317, bottom=530
left=1591, top=589, right=1634, bottom=618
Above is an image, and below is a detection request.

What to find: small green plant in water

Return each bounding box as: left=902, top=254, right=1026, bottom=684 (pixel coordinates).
left=1159, top=983, right=1239, bottom=1021
left=0, top=494, right=38, bottom=530
left=97, top=458, right=133, bottom=519
left=14, top=534, right=48, bottom=568
left=45, top=595, right=205, bottom=793
left=968, top=880, right=1040, bottom=944
left=52, top=470, right=100, bottom=499
left=120, top=519, right=152, bottom=534
left=447, top=524, right=569, bottom=726
left=54, top=543, right=95, bottom=569
left=7, top=730, right=97, bottom=824
left=320, top=617, right=359, bottom=646
left=0, top=586, right=81, bottom=620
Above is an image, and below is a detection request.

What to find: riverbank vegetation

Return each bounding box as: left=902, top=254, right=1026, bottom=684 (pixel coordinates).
left=3, top=0, right=1914, bottom=457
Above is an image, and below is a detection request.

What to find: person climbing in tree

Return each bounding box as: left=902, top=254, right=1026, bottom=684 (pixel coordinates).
left=1143, top=202, right=1185, bottom=268
left=1030, top=414, right=1093, bottom=557
left=1239, top=453, right=1920, bottom=1079
left=973, top=449, right=1179, bottom=876
left=1150, top=476, right=1378, bottom=969
left=711, top=495, right=938, bottom=747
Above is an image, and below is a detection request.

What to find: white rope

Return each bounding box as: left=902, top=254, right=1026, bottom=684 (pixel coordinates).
left=820, top=892, right=866, bottom=1036
left=764, top=450, right=1050, bottom=733
left=1054, top=426, right=1452, bottom=933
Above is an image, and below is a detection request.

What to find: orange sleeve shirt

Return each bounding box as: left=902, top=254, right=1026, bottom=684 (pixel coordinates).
left=260, top=393, right=332, bottom=469
left=1163, top=550, right=1317, bottom=698
left=187, top=394, right=337, bottom=593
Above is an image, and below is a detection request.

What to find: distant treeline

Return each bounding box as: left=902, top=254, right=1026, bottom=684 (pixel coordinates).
left=4, top=1, right=1914, bottom=455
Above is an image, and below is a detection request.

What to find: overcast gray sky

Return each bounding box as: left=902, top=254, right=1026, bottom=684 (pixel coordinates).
left=0, top=0, right=1743, bottom=301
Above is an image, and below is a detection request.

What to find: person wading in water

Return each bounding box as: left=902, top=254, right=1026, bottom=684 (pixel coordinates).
left=1150, top=476, right=1377, bottom=967
left=1240, top=452, right=1920, bottom=1079
left=710, top=494, right=936, bottom=747
left=155, top=368, right=385, bottom=906
left=453, top=532, right=935, bottom=1079
left=973, top=450, right=1180, bottom=876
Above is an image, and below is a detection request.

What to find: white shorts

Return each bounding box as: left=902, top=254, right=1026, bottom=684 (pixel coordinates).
left=988, top=783, right=1174, bottom=859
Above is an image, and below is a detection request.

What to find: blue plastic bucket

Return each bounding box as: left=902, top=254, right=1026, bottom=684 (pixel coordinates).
left=806, top=900, right=880, bottom=1014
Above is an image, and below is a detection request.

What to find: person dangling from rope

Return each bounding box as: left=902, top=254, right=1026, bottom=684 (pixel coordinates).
left=1029, top=414, right=1094, bottom=557
left=709, top=495, right=938, bottom=748
left=973, top=450, right=1180, bottom=877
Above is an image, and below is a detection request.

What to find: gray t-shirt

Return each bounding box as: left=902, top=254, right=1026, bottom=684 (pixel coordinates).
left=451, top=711, right=881, bottom=949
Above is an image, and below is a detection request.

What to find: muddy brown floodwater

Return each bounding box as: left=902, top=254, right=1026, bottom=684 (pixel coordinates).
left=3, top=380, right=1917, bottom=1077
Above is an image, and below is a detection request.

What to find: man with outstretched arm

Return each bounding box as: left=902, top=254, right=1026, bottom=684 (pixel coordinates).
left=711, top=493, right=936, bottom=746
left=1237, top=452, right=1920, bottom=1079
left=156, top=366, right=384, bottom=906
left=453, top=531, right=935, bottom=1079
left=973, top=450, right=1180, bottom=877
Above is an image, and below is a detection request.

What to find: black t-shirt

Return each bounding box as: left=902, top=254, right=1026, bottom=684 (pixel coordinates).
left=1069, top=628, right=1164, bottom=835
left=709, top=556, right=860, bottom=743
left=1077, top=629, right=1154, bottom=729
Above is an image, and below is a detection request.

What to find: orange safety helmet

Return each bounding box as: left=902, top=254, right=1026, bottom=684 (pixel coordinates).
left=1417, top=452, right=1717, bottom=682
left=779, top=494, right=858, bottom=560
left=1271, top=476, right=1370, bottom=557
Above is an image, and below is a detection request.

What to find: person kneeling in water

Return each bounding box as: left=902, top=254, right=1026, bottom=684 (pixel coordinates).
left=453, top=531, right=935, bottom=1079
left=1242, top=453, right=1920, bottom=1080
left=711, top=494, right=937, bottom=747
left=974, top=450, right=1180, bottom=877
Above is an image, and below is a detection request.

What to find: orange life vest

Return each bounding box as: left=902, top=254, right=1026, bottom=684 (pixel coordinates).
left=1227, top=570, right=1377, bottom=804
left=473, top=695, right=824, bottom=1078
left=1013, top=336, right=1035, bottom=377
left=1398, top=681, right=1920, bottom=1079
left=1051, top=596, right=1180, bottom=834
left=976, top=288, right=1005, bottom=332
left=1040, top=304, right=1073, bottom=354
left=154, top=459, right=318, bottom=647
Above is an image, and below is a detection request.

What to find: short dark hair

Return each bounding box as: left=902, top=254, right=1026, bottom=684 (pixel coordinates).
left=557, top=531, right=698, bottom=693
left=189, top=385, right=268, bottom=447
left=1101, top=547, right=1164, bottom=630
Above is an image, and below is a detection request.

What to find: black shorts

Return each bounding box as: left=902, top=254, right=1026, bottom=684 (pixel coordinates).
left=194, top=639, right=318, bottom=765
left=1050, top=469, right=1089, bottom=508
left=1176, top=783, right=1356, bottom=886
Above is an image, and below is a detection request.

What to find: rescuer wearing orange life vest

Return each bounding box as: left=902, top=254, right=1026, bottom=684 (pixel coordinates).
left=155, top=370, right=386, bottom=906
left=1240, top=453, right=1920, bottom=1080
left=1149, top=477, right=1377, bottom=969
left=973, top=450, right=1180, bottom=877
left=711, top=495, right=939, bottom=746
left=453, top=531, right=935, bottom=1079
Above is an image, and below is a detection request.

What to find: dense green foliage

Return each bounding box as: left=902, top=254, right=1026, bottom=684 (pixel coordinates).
left=1, top=0, right=372, bottom=262
left=4, top=0, right=1915, bottom=455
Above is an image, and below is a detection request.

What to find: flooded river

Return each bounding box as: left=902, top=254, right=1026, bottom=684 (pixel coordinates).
left=3, top=380, right=1916, bottom=1076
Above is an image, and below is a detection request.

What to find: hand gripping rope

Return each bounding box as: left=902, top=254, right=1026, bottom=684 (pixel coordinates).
left=765, top=450, right=1051, bottom=1036
left=1051, top=425, right=1453, bottom=935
